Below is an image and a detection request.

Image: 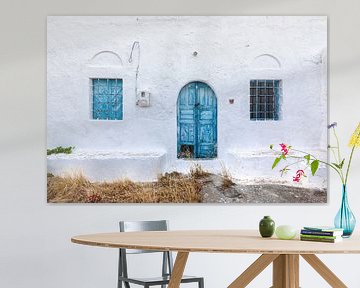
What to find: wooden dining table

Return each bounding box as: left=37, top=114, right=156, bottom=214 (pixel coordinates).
left=71, top=230, right=360, bottom=288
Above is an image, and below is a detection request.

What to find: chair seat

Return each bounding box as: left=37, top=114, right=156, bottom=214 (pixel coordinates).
left=119, top=275, right=203, bottom=286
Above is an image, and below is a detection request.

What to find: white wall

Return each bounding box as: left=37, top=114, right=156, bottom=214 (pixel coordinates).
left=47, top=16, right=327, bottom=183
left=1, top=0, right=360, bottom=288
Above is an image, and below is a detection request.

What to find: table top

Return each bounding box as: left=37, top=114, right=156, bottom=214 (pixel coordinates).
left=71, top=230, right=360, bottom=254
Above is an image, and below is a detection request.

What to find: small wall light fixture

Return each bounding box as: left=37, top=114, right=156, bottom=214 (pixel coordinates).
left=229, top=99, right=234, bottom=104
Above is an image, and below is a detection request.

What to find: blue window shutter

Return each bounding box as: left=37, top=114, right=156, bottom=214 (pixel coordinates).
left=92, top=79, right=123, bottom=120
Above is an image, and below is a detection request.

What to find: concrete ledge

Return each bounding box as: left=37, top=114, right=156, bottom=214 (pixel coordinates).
left=225, top=150, right=327, bottom=189
left=47, top=150, right=167, bottom=182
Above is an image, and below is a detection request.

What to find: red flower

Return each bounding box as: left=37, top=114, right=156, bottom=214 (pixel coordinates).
left=293, top=170, right=305, bottom=182
left=279, top=143, right=289, bottom=155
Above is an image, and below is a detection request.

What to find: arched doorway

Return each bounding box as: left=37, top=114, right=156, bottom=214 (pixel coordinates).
left=177, top=81, right=217, bottom=159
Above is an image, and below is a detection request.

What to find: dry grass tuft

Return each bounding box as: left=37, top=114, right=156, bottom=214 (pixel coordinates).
left=190, top=164, right=210, bottom=179
left=221, top=177, right=235, bottom=189
left=220, top=163, right=235, bottom=190
left=47, top=171, right=203, bottom=203
left=47, top=173, right=92, bottom=203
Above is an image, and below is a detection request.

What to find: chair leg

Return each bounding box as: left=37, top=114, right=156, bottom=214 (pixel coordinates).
left=118, top=249, right=122, bottom=288
left=199, top=278, right=204, bottom=288
left=161, top=252, right=168, bottom=288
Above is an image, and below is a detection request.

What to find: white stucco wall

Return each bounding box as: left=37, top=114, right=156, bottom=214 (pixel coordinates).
left=47, top=16, right=327, bottom=183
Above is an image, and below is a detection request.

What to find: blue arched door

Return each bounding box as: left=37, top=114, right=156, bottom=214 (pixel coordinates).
left=177, top=81, right=217, bottom=159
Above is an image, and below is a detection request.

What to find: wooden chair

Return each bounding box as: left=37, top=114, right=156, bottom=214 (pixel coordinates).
left=118, top=220, right=204, bottom=288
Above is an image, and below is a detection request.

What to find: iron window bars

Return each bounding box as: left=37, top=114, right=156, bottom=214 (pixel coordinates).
left=250, top=80, right=281, bottom=121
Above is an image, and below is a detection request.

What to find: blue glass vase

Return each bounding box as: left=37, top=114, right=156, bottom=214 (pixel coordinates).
left=334, top=185, right=356, bottom=237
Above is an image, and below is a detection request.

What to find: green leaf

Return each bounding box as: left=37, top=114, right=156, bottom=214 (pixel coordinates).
left=332, top=163, right=341, bottom=169
left=270, top=144, right=274, bottom=149
left=272, top=157, right=282, bottom=169
left=332, top=159, right=345, bottom=169
left=304, top=154, right=311, bottom=164
left=311, top=160, right=319, bottom=176
left=339, top=159, right=345, bottom=169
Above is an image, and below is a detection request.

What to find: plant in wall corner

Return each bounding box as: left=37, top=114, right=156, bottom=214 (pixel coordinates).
left=47, top=146, right=75, bottom=155
left=270, top=122, right=360, bottom=237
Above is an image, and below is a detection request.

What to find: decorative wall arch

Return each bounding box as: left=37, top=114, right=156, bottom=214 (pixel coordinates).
left=252, top=54, right=281, bottom=69
left=89, top=51, right=123, bottom=66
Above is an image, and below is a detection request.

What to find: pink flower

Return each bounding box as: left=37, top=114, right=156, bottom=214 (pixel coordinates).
left=293, top=170, right=305, bottom=182
left=279, top=143, right=289, bottom=155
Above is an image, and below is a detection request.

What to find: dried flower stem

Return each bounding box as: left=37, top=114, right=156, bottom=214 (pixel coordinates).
left=345, top=129, right=360, bottom=185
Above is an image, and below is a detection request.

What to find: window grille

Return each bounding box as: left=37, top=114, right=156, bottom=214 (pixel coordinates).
left=92, top=78, right=123, bottom=120
left=250, top=80, right=281, bottom=121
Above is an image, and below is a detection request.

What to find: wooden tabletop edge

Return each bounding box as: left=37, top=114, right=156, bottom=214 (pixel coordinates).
left=70, top=231, right=360, bottom=254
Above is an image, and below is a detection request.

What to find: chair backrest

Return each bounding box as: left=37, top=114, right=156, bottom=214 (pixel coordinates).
left=118, top=220, right=174, bottom=283
left=119, top=220, right=169, bottom=254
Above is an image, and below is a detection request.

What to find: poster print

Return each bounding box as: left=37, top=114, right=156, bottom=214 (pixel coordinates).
left=47, top=16, right=327, bottom=203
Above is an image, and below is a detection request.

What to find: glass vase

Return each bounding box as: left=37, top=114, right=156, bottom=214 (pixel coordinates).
left=334, top=185, right=356, bottom=237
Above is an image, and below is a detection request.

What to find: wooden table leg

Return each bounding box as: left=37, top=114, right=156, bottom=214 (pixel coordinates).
left=272, top=254, right=299, bottom=288
left=288, top=255, right=300, bottom=288
left=228, top=254, right=279, bottom=288
left=168, top=252, right=189, bottom=288
left=301, top=254, right=347, bottom=288
left=273, top=254, right=286, bottom=288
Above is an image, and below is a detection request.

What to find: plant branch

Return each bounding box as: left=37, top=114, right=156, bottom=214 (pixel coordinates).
left=285, top=154, right=344, bottom=183
left=330, top=147, right=339, bottom=164
left=333, top=128, right=342, bottom=166
left=281, top=159, right=304, bottom=170
left=332, top=128, right=346, bottom=182
left=345, top=145, right=356, bottom=185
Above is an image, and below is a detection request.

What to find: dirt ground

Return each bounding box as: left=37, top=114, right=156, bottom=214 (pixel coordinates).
left=200, top=174, right=327, bottom=203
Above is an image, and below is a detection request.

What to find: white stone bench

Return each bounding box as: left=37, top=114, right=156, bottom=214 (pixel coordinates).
left=47, top=150, right=167, bottom=182
left=225, top=150, right=327, bottom=189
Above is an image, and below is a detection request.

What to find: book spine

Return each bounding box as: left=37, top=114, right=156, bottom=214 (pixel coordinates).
left=301, top=230, right=336, bottom=236
left=300, top=237, right=336, bottom=243
left=300, top=234, right=337, bottom=240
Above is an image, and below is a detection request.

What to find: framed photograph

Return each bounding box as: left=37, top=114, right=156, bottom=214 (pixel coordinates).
left=47, top=16, right=327, bottom=203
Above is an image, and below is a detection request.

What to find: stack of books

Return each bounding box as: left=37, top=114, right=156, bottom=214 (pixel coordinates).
left=300, top=226, right=344, bottom=243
